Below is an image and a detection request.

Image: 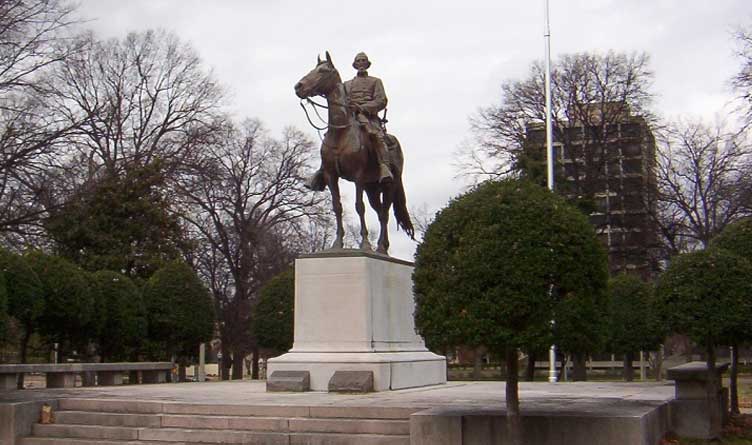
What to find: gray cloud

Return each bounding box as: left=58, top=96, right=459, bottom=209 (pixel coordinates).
left=79, top=0, right=750, bottom=260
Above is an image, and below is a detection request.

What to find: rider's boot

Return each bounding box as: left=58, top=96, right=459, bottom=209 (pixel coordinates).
left=374, top=134, right=393, bottom=183
left=304, top=169, right=326, bottom=191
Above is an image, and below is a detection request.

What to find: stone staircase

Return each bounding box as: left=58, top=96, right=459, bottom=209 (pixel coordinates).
left=19, top=398, right=413, bottom=445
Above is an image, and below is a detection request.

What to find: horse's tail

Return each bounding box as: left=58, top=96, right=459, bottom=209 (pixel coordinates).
left=387, top=135, right=414, bottom=240
left=393, top=178, right=415, bottom=240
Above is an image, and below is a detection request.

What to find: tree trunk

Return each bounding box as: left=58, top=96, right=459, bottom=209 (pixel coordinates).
left=572, top=352, right=587, bottom=381
left=81, top=371, right=96, bottom=387
left=730, top=344, right=740, bottom=415
left=623, top=352, right=635, bottom=382
left=231, top=349, right=244, bottom=380
left=706, top=343, right=721, bottom=437
left=178, top=364, right=187, bottom=382
left=654, top=345, right=664, bottom=381
left=220, top=344, right=230, bottom=380
left=17, top=326, right=32, bottom=389
left=558, top=353, right=567, bottom=381
left=442, top=346, right=449, bottom=381
left=473, top=346, right=484, bottom=380
left=251, top=346, right=260, bottom=379
left=525, top=352, right=536, bottom=382
left=505, top=348, right=522, bottom=445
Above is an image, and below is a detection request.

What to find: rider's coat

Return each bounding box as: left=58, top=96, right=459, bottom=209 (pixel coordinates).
left=344, top=71, right=387, bottom=135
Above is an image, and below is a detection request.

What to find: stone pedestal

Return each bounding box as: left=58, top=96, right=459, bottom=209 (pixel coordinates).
left=267, top=250, right=446, bottom=391
left=667, top=361, right=729, bottom=439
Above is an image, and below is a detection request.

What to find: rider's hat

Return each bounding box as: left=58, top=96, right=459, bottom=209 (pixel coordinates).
left=353, top=52, right=372, bottom=69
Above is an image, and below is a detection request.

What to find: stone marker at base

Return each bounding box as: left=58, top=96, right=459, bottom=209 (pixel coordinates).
left=267, top=250, right=446, bottom=392
left=267, top=371, right=310, bottom=392
left=667, top=361, right=729, bottom=440
left=329, top=370, right=374, bottom=393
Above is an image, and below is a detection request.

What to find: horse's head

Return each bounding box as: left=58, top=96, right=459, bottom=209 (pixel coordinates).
left=294, top=51, right=342, bottom=99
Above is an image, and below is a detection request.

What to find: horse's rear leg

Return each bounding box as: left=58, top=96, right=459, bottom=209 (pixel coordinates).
left=366, top=184, right=390, bottom=254
left=355, top=184, right=372, bottom=251
left=328, top=178, right=344, bottom=249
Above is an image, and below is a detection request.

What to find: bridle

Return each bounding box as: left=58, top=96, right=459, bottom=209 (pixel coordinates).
left=299, top=97, right=350, bottom=132
left=298, top=68, right=352, bottom=135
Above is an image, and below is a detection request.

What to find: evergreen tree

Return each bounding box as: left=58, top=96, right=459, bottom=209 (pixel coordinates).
left=143, top=260, right=214, bottom=375
left=0, top=249, right=44, bottom=365
left=414, top=179, right=608, bottom=444
left=655, top=248, right=752, bottom=435
left=710, top=218, right=752, bottom=413
left=254, top=268, right=294, bottom=355
left=90, top=271, right=146, bottom=361
left=47, top=163, right=185, bottom=280
left=26, top=251, right=93, bottom=360
left=606, top=274, right=662, bottom=381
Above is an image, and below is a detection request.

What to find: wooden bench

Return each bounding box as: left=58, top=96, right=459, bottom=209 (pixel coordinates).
left=0, top=362, right=174, bottom=390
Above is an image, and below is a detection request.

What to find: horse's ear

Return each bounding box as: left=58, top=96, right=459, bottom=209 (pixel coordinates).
left=325, top=51, right=332, bottom=64
left=317, top=54, right=322, bottom=64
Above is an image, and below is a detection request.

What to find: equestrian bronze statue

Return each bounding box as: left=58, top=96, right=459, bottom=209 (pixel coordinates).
left=295, top=51, right=414, bottom=255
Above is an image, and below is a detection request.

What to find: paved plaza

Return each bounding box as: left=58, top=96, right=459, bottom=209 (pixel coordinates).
left=0, top=379, right=674, bottom=412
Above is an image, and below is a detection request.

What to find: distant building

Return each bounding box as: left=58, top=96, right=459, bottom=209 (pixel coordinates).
left=526, top=106, right=659, bottom=279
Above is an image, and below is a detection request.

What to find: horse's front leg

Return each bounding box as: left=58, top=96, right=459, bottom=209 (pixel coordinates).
left=355, top=184, right=372, bottom=251
left=328, top=178, right=345, bottom=249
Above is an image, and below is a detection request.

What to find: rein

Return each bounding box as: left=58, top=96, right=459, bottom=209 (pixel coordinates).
left=300, top=98, right=350, bottom=132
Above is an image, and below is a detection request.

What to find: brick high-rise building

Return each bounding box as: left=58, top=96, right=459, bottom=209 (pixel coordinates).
left=527, top=106, right=659, bottom=279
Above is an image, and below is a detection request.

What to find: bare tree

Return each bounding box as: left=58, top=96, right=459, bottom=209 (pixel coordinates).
left=733, top=27, right=752, bottom=128
left=174, top=120, right=328, bottom=379
left=0, top=0, right=83, bottom=244
left=651, top=119, right=752, bottom=254
left=409, top=203, right=435, bottom=240
left=47, top=29, right=224, bottom=179
left=459, top=51, right=653, bottom=200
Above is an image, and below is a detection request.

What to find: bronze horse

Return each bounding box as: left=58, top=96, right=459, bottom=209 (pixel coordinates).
left=294, top=52, right=414, bottom=254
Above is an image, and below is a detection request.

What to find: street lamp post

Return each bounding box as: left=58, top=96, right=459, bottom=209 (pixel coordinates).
left=544, top=0, right=558, bottom=384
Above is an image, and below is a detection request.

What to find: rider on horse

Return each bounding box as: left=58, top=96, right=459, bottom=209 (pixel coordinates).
left=305, top=52, right=394, bottom=191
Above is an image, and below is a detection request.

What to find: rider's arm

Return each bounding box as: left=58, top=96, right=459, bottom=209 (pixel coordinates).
left=360, top=78, right=387, bottom=116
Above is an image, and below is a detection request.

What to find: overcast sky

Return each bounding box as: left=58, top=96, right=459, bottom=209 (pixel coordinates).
left=78, top=0, right=750, bottom=261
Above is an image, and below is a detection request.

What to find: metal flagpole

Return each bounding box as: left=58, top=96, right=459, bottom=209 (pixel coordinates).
left=544, top=0, right=558, bottom=384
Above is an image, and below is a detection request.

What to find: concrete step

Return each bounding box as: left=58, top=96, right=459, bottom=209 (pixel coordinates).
left=289, top=418, right=409, bottom=435
left=55, top=411, right=161, bottom=427
left=32, top=427, right=406, bottom=444
left=26, top=399, right=412, bottom=445
left=160, top=414, right=408, bottom=435
left=32, top=424, right=138, bottom=441
left=20, top=439, right=233, bottom=445
left=138, top=427, right=290, bottom=443
left=48, top=410, right=409, bottom=435
left=58, top=399, right=163, bottom=414
left=289, top=432, right=409, bottom=445
left=20, top=433, right=409, bottom=445
left=57, top=398, right=417, bottom=420
left=19, top=439, right=138, bottom=445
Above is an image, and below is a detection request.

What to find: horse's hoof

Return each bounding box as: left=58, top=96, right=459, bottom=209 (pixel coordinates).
left=331, top=241, right=344, bottom=250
